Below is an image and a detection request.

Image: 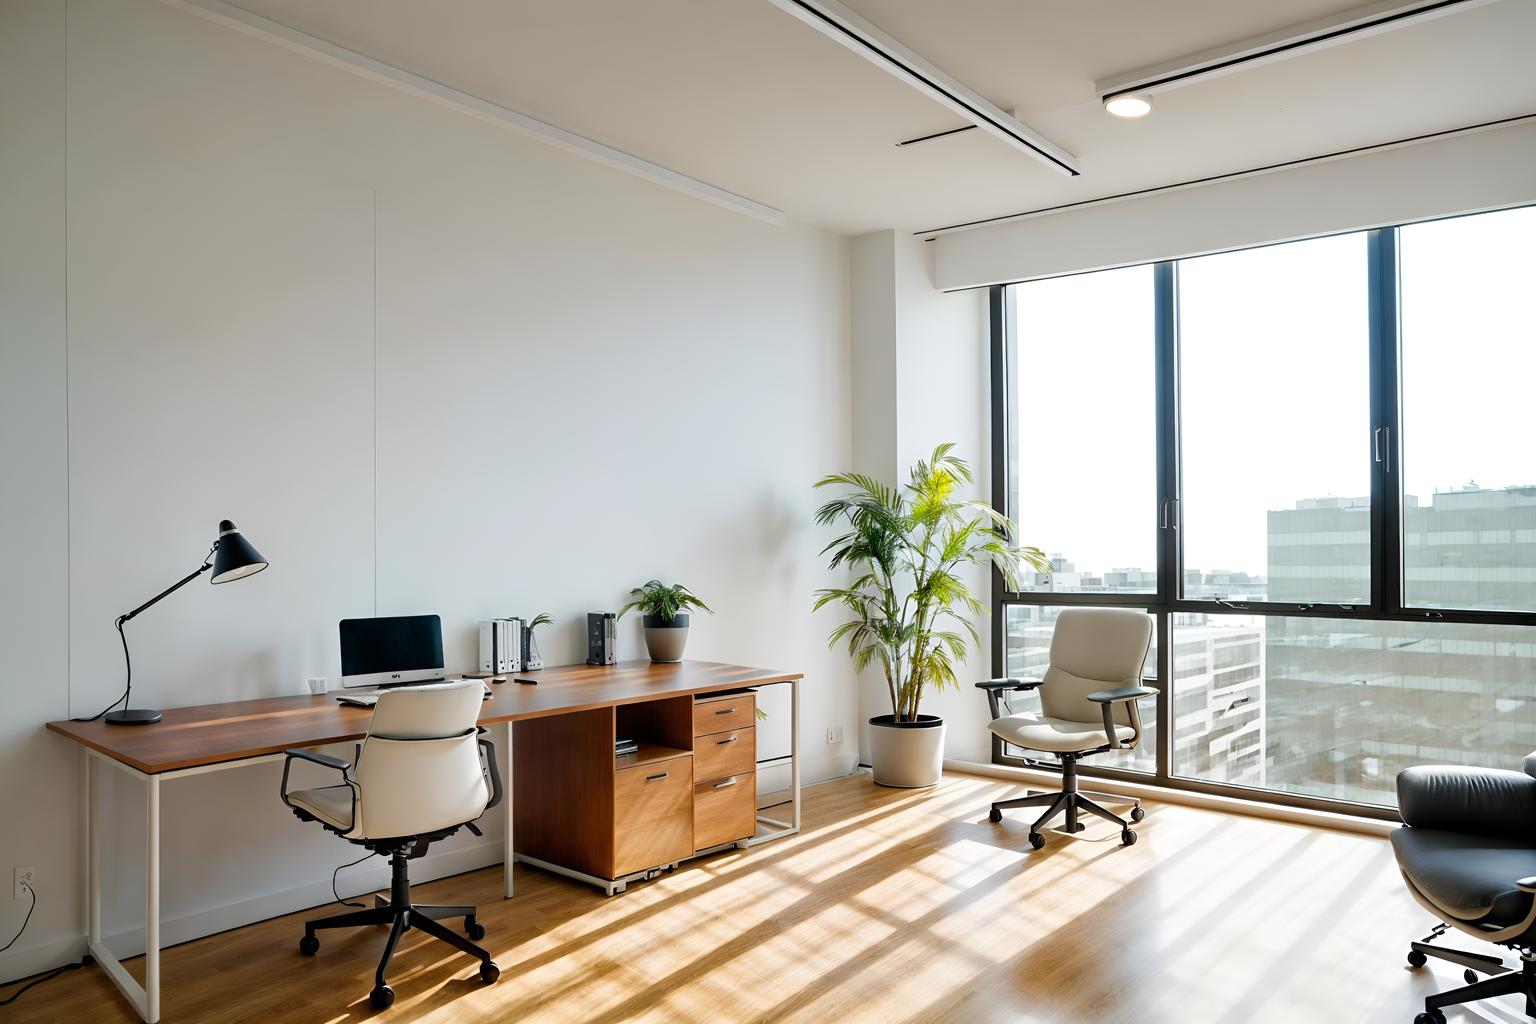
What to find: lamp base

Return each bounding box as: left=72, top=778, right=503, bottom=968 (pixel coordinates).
left=104, top=708, right=163, bottom=725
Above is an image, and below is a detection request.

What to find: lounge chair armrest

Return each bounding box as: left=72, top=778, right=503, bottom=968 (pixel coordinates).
left=1087, top=685, right=1158, bottom=704
left=1517, top=877, right=1536, bottom=893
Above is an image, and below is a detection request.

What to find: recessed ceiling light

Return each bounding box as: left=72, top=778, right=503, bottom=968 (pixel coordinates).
left=1104, top=94, right=1153, bottom=119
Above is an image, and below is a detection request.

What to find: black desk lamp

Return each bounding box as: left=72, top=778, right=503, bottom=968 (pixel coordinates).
left=96, top=519, right=269, bottom=725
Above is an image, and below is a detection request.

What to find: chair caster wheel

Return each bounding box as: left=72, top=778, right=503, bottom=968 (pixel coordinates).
left=370, top=984, right=395, bottom=1009
left=465, top=917, right=486, bottom=941
left=1121, top=829, right=1138, bottom=846
left=1028, top=832, right=1045, bottom=850
left=1130, top=806, right=1145, bottom=822
left=480, top=960, right=500, bottom=984
left=1406, top=950, right=1427, bottom=968
left=1415, top=1010, right=1446, bottom=1024
left=988, top=807, right=1002, bottom=823
left=298, top=934, right=319, bottom=956
left=1463, top=968, right=1478, bottom=984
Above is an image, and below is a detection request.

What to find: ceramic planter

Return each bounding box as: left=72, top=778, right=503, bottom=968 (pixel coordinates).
left=642, top=612, right=689, bottom=662
left=867, top=714, right=946, bottom=788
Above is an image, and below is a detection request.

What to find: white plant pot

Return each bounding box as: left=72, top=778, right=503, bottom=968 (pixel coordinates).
left=868, top=715, right=946, bottom=788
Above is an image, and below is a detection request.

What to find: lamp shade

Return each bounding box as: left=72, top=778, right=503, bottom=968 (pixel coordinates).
left=211, top=519, right=269, bottom=584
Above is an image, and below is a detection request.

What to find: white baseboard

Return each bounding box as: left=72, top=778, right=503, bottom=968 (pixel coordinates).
left=944, top=759, right=1396, bottom=838
left=0, top=839, right=503, bottom=987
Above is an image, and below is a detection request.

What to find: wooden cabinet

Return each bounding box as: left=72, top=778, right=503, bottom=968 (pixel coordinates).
left=613, top=755, right=694, bottom=876
left=692, top=693, right=754, bottom=735
left=693, top=692, right=756, bottom=851
left=694, top=772, right=756, bottom=850
left=514, top=689, right=759, bottom=886
left=696, top=727, right=755, bottom=781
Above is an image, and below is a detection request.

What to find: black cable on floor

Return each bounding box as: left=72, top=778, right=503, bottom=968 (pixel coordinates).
left=0, top=884, right=86, bottom=1007
left=0, top=961, right=83, bottom=1007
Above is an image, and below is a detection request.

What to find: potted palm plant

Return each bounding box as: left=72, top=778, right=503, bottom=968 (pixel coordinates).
left=619, top=580, right=712, bottom=663
left=813, top=444, right=1048, bottom=788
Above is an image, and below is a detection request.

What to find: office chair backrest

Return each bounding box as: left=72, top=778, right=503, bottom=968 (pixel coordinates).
left=353, top=681, right=489, bottom=840
left=1040, top=608, right=1153, bottom=727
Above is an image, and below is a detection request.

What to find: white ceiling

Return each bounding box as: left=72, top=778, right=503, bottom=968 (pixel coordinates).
left=227, top=0, right=1536, bottom=236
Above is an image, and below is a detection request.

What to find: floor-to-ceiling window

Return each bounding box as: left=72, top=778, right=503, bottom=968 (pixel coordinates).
left=991, top=205, right=1536, bottom=815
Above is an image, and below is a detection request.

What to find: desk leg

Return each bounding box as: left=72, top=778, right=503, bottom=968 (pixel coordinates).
left=502, top=720, right=515, bottom=899
left=86, top=750, right=100, bottom=946
left=145, top=774, right=160, bottom=1023
left=791, top=678, right=801, bottom=832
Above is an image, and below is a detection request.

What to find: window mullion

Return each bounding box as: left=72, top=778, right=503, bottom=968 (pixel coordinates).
left=1154, top=261, right=1178, bottom=782
left=1368, top=228, right=1403, bottom=616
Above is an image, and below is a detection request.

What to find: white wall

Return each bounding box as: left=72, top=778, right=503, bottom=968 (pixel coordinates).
left=847, top=230, right=994, bottom=761
left=0, top=0, right=855, bottom=982
left=934, top=118, right=1536, bottom=289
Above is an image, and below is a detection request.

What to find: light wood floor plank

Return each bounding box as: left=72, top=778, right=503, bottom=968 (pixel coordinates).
left=5, top=771, right=1524, bottom=1022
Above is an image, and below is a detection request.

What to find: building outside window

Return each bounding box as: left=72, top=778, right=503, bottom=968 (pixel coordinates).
left=993, top=204, right=1536, bottom=814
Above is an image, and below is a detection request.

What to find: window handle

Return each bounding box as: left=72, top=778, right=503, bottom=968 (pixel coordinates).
left=1374, top=426, right=1391, bottom=472
left=1160, top=498, right=1179, bottom=530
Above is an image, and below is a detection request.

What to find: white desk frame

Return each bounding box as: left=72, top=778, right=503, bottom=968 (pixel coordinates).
left=79, top=677, right=800, bottom=1022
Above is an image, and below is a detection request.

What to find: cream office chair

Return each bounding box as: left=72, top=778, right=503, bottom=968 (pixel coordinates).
left=280, top=680, right=502, bottom=1010
left=978, top=607, right=1155, bottom=849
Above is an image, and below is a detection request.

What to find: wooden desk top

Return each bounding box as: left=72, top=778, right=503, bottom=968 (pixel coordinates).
left=47, top=660, right=802, bottom=775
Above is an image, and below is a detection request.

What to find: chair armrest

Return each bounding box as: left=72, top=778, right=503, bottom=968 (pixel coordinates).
left=279, top=748, right=352, bottom=815
left=1398, top=765, right=1536, bottom=839
left=1087, top=686, right=1158, bottom=704
left=976, top=678, right=1042, bottom=691
left=477, top=735, right=504, bottom=811
left=1086, top=686, right=1157, bottom=751
left=1518, top=877, right=1536, bottom=893
left=283, top=748, right=351, bottom=772
left=976, top=679, right=1040, bottom=719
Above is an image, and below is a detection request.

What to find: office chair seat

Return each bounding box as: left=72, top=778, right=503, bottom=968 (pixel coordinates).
left=987, top=712, right=1135, bottom=754
left=286, top=784, right=356, bottom=832
left=1392, top=828, right=1536, bottom=926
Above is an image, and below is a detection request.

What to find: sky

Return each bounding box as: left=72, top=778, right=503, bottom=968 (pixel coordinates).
left=1011, top=204, right=1535, bottom=578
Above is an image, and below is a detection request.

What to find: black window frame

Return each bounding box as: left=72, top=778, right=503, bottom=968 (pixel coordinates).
left=990, top=210, right=1536, bottom=822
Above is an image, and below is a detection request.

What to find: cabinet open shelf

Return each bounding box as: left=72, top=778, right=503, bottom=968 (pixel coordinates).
left=615, top=743, right=691, bottom=770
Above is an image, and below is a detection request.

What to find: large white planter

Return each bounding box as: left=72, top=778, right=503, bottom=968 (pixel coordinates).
left=868, top=715, right=946, bottom=788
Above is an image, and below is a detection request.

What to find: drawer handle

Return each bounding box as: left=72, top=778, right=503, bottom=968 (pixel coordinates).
left=716, top=736, right=738, bottom=745
left=713, top=778, right=737, bottom=789
left=714, top=708, right=736, bottom=716
left=646, top=772, right=669, bottom=782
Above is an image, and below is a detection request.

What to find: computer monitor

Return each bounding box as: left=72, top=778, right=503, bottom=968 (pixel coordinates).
left=339, top=614, right=446, bottom=689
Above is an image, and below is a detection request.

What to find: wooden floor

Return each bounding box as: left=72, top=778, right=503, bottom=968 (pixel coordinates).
left=8, top=771, right=1525, bottom=1023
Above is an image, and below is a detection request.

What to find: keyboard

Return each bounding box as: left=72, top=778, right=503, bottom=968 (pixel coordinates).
left=337, top=683, right=492, bottom=707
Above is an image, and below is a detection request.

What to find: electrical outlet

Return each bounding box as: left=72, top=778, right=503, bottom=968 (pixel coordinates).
left=14, top=865, right=35, bottom=900
left=826, top=726, right=844, bottom=745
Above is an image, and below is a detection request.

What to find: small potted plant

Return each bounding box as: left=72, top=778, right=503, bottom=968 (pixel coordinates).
left=619, top=581, right=712, bottom=663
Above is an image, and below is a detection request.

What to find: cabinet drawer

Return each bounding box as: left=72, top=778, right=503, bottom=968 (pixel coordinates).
left=694, top=772, right=756, bottom=850
left=693, top=694, right=754, bottom=736
left=695, top=727, right=754, bottom=781
left=613, top=756, right=693, bottom=877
